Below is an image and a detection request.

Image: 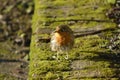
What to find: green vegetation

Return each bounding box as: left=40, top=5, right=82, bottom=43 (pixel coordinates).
left=0, top=41, right=20, bottom=59
left=0, top=74, right=16, bottom=80
left=29, top=0, right=118, bottom=79
left=0, top=0, right=33, bottom=79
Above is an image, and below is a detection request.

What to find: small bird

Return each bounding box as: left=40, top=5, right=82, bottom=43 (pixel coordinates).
left=50, top=25, right=74, bottom=60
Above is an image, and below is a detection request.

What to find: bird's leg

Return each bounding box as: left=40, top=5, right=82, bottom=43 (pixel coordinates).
left=64, top=51, right=69, bottom=60
left=56, top=51, right=59, bottom=60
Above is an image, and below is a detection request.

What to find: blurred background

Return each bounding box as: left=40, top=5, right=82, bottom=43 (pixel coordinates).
left=0, top=0, right=34, bottom=79
left=0, top=0, right=120, bottom=80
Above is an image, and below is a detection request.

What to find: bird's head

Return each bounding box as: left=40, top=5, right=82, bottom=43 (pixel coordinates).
left=54, top=25, right=72, bottom=33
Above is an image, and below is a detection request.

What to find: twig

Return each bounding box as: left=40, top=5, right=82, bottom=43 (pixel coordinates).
left=36, top=28, right=115, bottom=43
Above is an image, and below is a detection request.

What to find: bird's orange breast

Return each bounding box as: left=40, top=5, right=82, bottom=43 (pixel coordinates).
left=55, top=32, right=72, bottom=46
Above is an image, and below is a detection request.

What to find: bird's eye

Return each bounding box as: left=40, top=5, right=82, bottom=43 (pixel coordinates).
left=61, top=29, right=65, bottom=32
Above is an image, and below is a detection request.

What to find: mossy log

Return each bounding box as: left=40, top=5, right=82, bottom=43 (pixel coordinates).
left=29, top=0, right=119, bottom=79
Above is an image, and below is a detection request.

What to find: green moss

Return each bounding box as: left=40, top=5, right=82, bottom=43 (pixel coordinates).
left=45, top=72, right=58, bottom=80
left=29, top=0, right=118, bottom=79
left=107, top=0, right=116, bottom=4
left=79, top=78, right=119, bottom=80
left=0, top=74, right=16, bottom=80
left=69, top=68, right=115, bottom=78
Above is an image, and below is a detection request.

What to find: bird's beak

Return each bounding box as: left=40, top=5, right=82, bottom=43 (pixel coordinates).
left=54, top=29, right=60, bottom=33
left=53, top=30, right=57, bottom=33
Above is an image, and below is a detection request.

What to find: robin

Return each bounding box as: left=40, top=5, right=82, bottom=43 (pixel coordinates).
left=50, top=25, right=74, bottom=60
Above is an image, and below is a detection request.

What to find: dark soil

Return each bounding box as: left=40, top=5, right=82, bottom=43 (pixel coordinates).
left=0, top=0, right=34, bottom=79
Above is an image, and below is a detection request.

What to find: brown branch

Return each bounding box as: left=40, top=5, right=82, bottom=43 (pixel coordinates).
left=37, top=38, right=50, bottom=43
left=74, top=28, right=115, bottom=38
left=51, top=19, right=113, bottom=23
left=36, top=28, right=115, bottom=43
